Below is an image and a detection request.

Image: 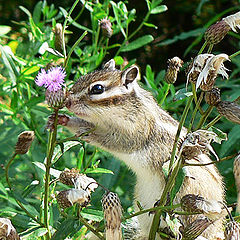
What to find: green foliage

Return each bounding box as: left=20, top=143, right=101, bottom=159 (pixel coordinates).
left=0, top=0, right=240, bottom=239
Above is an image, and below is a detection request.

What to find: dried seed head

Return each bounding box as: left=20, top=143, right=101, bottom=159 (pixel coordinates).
left=57, top=188, right=90, bottom=209
left=233, top=153, right=240, bottom=213
left=204, top=20, right=231, bottom=45
left=216, top=101, right=240, bottom=125
left=180, top=194, right=223, bottom=220
left=101, top=192, right=122, bottom=240
left=59, top=169, right=98, bottom=193
left=53, top=23, right=64, bottom=53
left=164, top=56, right=183, bottom=84
left=0, top=218, right=20, bottom=240
left=99, top=17, right=113, bottom=38
left=182, top=217, right=212, bottom=240
left=186, top=54, right=229, bottom=91
left=45, top=88, right=66, bottom=108
left=205, top=87, right=221, bottom=106
left=223, top=11, right=240, bottom=33
left=225, top=221, right=240, bottom=240
left=15, top=131, right=35, bottom=155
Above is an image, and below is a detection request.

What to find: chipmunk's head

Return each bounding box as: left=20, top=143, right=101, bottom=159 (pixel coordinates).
left=66, top=59, right=141, bottom=124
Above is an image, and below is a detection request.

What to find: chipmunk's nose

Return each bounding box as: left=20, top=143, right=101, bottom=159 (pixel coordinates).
left=65, top=98, right=72, bottom=109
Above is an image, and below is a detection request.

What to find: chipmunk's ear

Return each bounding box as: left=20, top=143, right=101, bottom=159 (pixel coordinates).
left=103, top=59, right=115, bottom=71
left=121, top=65, right=140, bottom=87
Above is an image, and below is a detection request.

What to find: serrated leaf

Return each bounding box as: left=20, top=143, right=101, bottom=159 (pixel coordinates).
left=150, top=5, right=168, bottom=14
left=121, top=35, right=154, bottom=52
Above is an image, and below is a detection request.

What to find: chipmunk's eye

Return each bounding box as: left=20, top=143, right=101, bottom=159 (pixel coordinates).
left=90, top=84, right=105, bottom=95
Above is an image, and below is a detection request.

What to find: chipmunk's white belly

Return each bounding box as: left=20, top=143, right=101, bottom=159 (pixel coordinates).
left=114, top=150, right=165, bottom=239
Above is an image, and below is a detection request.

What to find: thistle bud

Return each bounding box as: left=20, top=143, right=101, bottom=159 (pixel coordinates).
left=101, top=192, right=122, bottom=240
left=15, top=131, right=35, bottom=155
left=57, top=188, right=90, bottom=209
left=204, top=20, right=231, bottom=45
left=99, top=18, right=113, bottom=38
left=53, top=23, right=64, bottom=53
left=0, top=218, right=20, bottom=240
left=182, top=217, right=212, bottom=240
left=233, top=153, right=240, bottom=213
left=224, top=221, right=240, bottom=240
left=205, top=87, right=221, bottom=106
left=216, top=101, right=240, bottom=125
left=45, top=88, right=65, bottom=108
left=164, top=57, right=183, bottom=84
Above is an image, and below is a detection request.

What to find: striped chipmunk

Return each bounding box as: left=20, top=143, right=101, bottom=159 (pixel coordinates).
left=50, top=59, right=226, bottom=239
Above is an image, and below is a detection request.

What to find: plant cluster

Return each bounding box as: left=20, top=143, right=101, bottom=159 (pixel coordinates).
left=0, top=0, right=240, bottom=239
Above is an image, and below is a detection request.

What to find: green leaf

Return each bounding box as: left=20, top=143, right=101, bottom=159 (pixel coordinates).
left=150, top=5, right=168, bottom=14
left=51, top=218, right=79, bottom=240
left=208, top=126, right=228, bottom=144
left=32, top=1, right=43, bottom=24
left=19, top=6, right=32, bottom=17
left=121, top=35, right=154, bottom=52
left=22, top=66, right=40, bottom=75
left=84, top=168, right=114, bottom=174
left=143, top=22, right=158, bottom=29
left=0, top=25, right=12, bottom=35
left=21, top=226, right=48, bottom=239
left=10, top=90, right=18, bottom=110
left=114, top=56, right=124, bottom=65
left=170, top=168, right=185, bottom=202
left=81, top=208, right=103, bottom=222
left=173, top=88, right=193, bottom=101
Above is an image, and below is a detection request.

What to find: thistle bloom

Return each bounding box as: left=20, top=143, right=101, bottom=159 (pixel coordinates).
left=35, top=67, right=66, bottom=92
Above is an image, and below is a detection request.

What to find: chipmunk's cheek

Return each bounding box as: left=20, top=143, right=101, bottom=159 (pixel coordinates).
left=65, top=98, right=72, bottom=109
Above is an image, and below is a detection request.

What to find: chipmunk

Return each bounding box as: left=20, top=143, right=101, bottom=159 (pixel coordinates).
left=51, top=59, right=225, bottom=239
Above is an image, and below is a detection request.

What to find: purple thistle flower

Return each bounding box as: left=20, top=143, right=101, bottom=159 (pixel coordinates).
left=35, top=67, right=66, bottom=92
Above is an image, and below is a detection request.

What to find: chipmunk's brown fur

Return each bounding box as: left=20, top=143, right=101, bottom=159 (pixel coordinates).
left=56, top=60, right=225, bottom=239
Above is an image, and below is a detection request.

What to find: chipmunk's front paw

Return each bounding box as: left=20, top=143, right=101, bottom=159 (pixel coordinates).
left=47, top=114, right=70, bottom=130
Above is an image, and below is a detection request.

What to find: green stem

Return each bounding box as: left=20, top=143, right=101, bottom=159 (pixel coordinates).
left=62, top=0, right=80, bottom=59
left=195, top=105, right=214, bottom=130
left=207, top=44, right=213, bottom=53
left=192, top=83, right=204, bottom=115
left=169, top=95, right=194, bottom=171
left=198, top=41, right=208, bottom=55
left=5, top=153, right=43, bottom=226
left=64, top=31, right=87, bottom=68
left=203, top=114, right=222, bottom=129
left=159, top=84, right=170, bottom=106
left=188, top=92, right=204, bottom=132
left=124, top=204, right=181, bottom=220
left=5, top=153, right=17, bottom=190
left=43, top=109, right=59, bottom=239
left=149, top=96, right=193, bottom=240
left=184, top=153, right=238, bottom=167
left=230, top=50, right=240, bottom=59
left=78, top=213, right=104, bottom=240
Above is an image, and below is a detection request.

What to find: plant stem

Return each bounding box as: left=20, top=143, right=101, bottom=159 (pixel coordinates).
left=64, top=31, right=87, bottom=68
left=198, top=41, right=208, bottom=54
left=203, top=114, right=222, bottom=129
left=184, top=153, right=238, bottom=167
left=5, top=152, right=43, bottom=226
left=207, top=44, right=213, bottom=53
left=159, top=83, right=170, bottom=106
left=195, top=105, right=214, bottom=130
left=62, top=0, right=80, bottom=59
left=188, top=91, right=204, bottom=132
left=78, top=213, right=104, bottom=240
left=124, top=204, right=181, bottom=220
left=149, top=96, right=193, bottom=240
left=192, top=83, right=204, bottom=115
left=230, top=50, right=240, bottom=59
left=43, top=109, right=59, bottom=239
